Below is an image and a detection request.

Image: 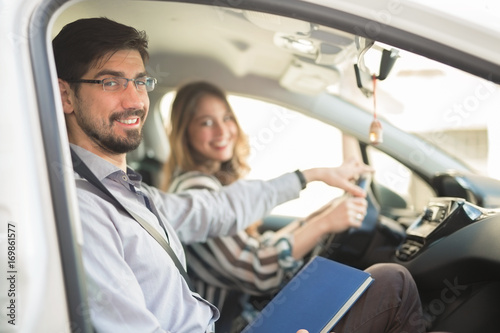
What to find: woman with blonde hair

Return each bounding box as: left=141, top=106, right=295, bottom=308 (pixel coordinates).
left=163, top=81, right=419, bottom=333
left=164, top=81, right=250, bottom=188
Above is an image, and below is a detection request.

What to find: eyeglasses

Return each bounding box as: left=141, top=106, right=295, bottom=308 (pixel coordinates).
left=66, top=77, right=157, bottom=92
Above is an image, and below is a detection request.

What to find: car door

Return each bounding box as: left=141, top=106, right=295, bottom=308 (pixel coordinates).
left=1, top=0, right=93, bottom=332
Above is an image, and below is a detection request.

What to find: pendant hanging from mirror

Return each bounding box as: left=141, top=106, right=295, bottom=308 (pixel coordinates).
left=369, top=74, right=383, bottom=144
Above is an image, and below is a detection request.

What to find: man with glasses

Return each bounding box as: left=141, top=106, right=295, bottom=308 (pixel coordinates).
left=53, top=17, right=426, bottom=333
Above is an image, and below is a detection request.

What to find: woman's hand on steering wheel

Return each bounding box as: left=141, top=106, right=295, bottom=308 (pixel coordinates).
left=320, top=196, right=368, bottom=233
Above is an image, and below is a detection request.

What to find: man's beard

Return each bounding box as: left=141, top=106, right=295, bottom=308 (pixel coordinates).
left=74, top=104, right=145, bottom=154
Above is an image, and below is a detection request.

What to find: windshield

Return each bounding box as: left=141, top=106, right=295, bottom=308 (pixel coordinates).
left=406, top=0, right=500, bottom=35
left=337, top=43, right=500, bottom=177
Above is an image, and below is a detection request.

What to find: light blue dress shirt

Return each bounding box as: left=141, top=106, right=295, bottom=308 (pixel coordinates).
left=71, top=145, right=301, bottom=332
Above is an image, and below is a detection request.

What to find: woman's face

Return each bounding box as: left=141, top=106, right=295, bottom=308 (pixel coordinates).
left=187, top=94, right=238, bottom=165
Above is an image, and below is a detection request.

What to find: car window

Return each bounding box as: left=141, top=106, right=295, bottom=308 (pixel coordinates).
left=161, top=93, right=344, bottom=217
left=366, top=145, right=435, bottom=221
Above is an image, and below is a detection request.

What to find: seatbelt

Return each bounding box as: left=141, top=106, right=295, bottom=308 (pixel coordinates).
left=70, top=148, right=194, bottom=291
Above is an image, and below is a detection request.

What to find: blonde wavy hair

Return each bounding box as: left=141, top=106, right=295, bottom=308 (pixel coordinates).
left=162, top=81, right=251, bottom=189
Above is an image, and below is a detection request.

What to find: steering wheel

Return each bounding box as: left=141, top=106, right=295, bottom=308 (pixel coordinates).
left=317, top=172, right=378, bottom=265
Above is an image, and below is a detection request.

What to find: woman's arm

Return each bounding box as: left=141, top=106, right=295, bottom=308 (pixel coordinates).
left=290, top=196, right=367, bottom=259
left=273, top=158, right=371, bottom=259
left=301, top=158, right=373, bottom=197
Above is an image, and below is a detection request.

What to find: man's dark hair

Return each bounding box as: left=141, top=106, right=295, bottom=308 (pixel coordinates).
left=52, top=17, right=149, bottom=86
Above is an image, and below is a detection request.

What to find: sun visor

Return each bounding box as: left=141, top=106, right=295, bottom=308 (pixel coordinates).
left=280, top=57, right=340, bottom=95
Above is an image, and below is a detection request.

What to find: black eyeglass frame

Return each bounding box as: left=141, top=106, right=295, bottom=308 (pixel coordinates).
left=65, top=77, right=157, bottom=92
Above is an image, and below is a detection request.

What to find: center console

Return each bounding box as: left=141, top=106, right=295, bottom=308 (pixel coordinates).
left=396, top=197, right=493, bottom=261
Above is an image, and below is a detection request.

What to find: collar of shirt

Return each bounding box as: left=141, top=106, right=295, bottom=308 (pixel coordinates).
left=70, top=144, right=122, bottom=178
left=70, top=144, right=142, bottom=184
